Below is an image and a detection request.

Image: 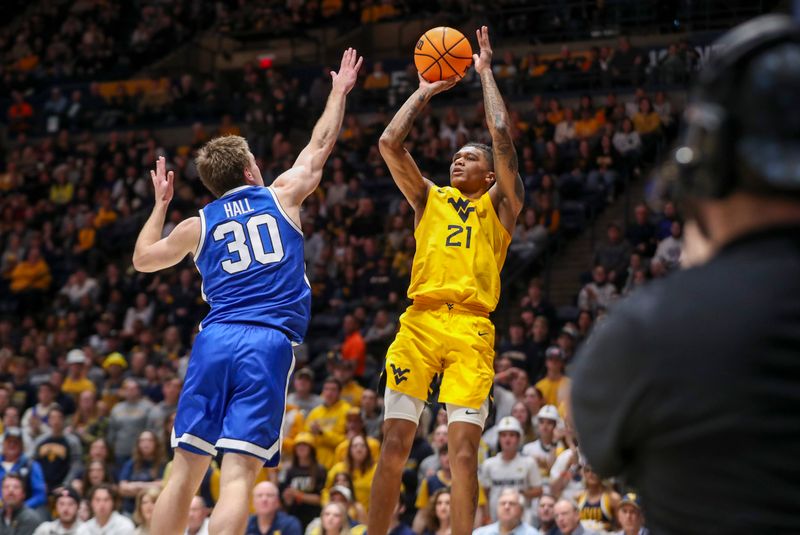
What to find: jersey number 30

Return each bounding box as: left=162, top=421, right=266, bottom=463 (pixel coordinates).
left=213, top=214, right=284, bottom=274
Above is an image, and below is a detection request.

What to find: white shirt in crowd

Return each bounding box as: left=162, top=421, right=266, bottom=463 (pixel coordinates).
left=479, top=452, right=542, bottom=521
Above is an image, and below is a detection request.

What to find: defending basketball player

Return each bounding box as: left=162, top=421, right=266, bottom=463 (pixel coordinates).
left=131, top=48, right=362, bottom=535
left=368, top=27, right=523, bottom=535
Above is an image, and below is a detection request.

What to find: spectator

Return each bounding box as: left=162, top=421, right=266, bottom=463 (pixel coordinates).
left=473, top=488, right=537, bottom=535
left=419, top=488, right=450, bottom=535
left=331, top=360, right=363, bottom=409
left=534, top=347, right=570, bottom=411
left=22, top=383, right=60, bottom=446
left=184, top=496, right=209, bottom=535
left=576, top=464, right=620, bottom=532
left=66, top=392, right=106, bottom=451
left=304, top=378, right=350, bottom=469
left=479, top=417, right=542, bottom=522
left=62, top=351, right=97, bottom=398
left=59, top=269, right=99, bottom=307
left=76, top=460, right=115, bottom=500
left=7, top=92, right=34, bottom=136
left=145, top=376, right=181, bottom=433
left=280, top=433, right=326, bottom=528
left=118, top=431, right=164, bottom=514
left=340, top=316, right=366, bottom=378
left=535, top=494, right=558, bottom=535
left=653, top=220, right=683, bottom=271
left=107, top=379, right=153, bottom=465
left=246, top=481, right=302, bottom=535
left=133, top=488, right=160, bottom=535
left=325, top=435, right=375, bottom=512
left=497, top=322, right=539, bottom=379
left=33, top=486, right=83, bottom=535
left=414, top=444, right=455, bottom=520
left=287, top=369, right=322, bottom=418
left=333, top=409, right=380, bottom=465
left=359, top=389, right=382, bottom=439
left=577, top=265, right=617, bottom=313
left=554, top=108, right=577, bottom=147
left=363, top=62, right=390, bottom=104
left=511, top=208, right=548, bottom=261
left=0, top=474, right=42, bottom=535
left=9, top=248, right=52, bottom=313
left=0, top=428, right=47, bottom=510
left=385, top=493, right=414, bottom=535
left=76, top=485, right=135, bottom=535
left=592, top=223, right=632, bottom=284
left=32, top=406, right=83, bottom=493
left=655, top=200, right=678, bottom=240
left=306, top=502, right=349, bottom=535
left=612, top=118, right=642, bottom=165
left=626, top=204, right=657, bottom=257
left=522, top=405, right=562, bottom=481
left=553, top=498, right=598, bottom=535
left=616, top=493, right=649, bottom=535
left=363, top=310, right=396, bottom=360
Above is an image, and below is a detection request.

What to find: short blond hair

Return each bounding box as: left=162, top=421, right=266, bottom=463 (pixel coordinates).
left=195, top=135, right=252, bottom=197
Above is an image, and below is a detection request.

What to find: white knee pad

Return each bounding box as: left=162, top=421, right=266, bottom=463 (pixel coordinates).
left=446, top=398, right=490, bottom=429
left=384, top=388, right=426, bottom=424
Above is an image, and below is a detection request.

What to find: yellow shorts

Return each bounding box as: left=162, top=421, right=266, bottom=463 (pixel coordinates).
left=384, top=302, right=495, bottom=409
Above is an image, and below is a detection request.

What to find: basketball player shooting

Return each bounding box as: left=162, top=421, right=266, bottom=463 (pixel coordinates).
left=368, top=27, right=523, bottom=535
left=131, top=48, right=363, bottom=535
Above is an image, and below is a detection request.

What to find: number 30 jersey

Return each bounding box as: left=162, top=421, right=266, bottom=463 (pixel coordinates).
left=193, top=185, right=311, bottom=342
left=407, top=186, right=511, bottom=314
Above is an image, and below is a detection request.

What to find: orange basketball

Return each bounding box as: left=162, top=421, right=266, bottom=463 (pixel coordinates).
left=414, top=27, right=473, bottom=82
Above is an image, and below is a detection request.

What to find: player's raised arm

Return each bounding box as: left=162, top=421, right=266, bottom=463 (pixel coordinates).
left=474, top=26, right=524, bottom=223
left=272, top=48, right=363, bottom=207
left=132, top=156, right=200, bottom=273
left=378, top=74, right=458, bottom=213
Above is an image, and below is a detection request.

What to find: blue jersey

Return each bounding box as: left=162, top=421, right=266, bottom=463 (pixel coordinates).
left=194, top=185, right=310, bottom=342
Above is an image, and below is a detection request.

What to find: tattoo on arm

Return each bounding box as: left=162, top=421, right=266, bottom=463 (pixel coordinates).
left=383, top=91, right=429, bottom=143
left=481, top=71, right=524, bottom=206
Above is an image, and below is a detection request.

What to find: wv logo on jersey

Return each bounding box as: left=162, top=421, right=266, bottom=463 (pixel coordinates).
left=390, top=363, right=411, bottom=385
left=448, top=197, right=475, bottom=223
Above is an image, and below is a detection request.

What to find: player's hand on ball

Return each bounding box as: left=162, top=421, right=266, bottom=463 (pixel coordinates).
left=473, top=25, right=493, bottom=74
left=331, top=47, right=364, bottom=95
left=150, top=155, right=174, bottom=206
left=418, top=73, right=459, bottom=96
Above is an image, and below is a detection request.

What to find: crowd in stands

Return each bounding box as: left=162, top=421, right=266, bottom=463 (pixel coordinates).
left=0, top=2, right=705, bottom=533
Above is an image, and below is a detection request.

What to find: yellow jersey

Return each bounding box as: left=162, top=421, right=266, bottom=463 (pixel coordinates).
left=408, top=186, right=511, bottom=313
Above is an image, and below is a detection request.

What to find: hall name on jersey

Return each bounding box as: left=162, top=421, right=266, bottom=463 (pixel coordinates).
left=223, top=198, right=254, bottom=218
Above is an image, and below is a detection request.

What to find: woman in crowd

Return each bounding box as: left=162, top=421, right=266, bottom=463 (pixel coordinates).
left=421, top=488, right=451, bottom=535
left=133, top=487, right=160, bottom=535
left=118, top=430, right=165, bottom=514
left=281, top=432, right=327, bottom=527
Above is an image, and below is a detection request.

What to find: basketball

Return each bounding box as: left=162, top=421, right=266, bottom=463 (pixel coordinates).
left=414, top=27, right=473, bottom=82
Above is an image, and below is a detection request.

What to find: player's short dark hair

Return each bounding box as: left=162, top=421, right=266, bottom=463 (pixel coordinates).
left=462, top=142, right=494, bottom=171
left=196, top=135, right=252, bottom=198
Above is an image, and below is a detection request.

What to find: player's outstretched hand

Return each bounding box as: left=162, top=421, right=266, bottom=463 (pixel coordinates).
left=473, top=25, right=493, bottom=74
left=150, top=155, right=174, bottom=206
left=331, top=47, right=364, bottom=95
left=418, top=73, right=459, bottom=96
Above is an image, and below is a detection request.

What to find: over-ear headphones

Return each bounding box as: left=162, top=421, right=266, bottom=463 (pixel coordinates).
left=670, top=14, right=800, bottom=199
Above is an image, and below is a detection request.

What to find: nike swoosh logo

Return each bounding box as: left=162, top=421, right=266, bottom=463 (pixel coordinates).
left=465, top=409, right=480, bottom=415
left=478, top=332, right=489, bottom=337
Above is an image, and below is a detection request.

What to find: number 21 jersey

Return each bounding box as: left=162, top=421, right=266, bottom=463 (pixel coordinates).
left=194, top=185, right=311, bottom=342
left=408, top=186, right=511, bottom=314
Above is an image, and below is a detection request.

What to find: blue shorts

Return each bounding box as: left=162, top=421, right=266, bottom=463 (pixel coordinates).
left=172, top=322, right=295, bottom=466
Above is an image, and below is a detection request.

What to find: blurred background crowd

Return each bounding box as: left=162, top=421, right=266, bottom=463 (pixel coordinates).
left=0, top=1, right=778, bottom=534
